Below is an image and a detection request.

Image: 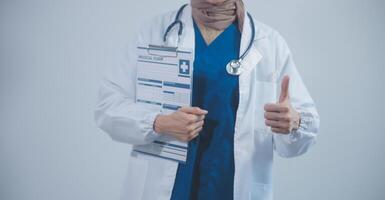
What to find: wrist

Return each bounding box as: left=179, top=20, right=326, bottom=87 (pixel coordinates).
left=153, top=114, right=166, bottom=134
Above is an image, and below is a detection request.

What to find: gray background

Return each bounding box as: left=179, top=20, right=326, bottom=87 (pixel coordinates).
left=1, top=0, right=384, bottom=199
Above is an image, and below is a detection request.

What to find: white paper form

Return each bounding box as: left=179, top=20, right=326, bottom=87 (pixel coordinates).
left=133, top=45, right=193, bottom=163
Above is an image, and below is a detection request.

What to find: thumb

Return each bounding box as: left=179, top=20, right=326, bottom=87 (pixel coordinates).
left=279, top=75, right=290, bottom=103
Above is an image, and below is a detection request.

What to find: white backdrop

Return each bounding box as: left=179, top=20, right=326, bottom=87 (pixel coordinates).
left=1, top=0, right=384, bottom=200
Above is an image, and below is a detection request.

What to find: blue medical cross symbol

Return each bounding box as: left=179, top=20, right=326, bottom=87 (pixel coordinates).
left=179, top=60, right=190, bottom=75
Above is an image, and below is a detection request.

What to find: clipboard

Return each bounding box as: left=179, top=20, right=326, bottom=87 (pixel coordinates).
left=133, top=44, right=194, bottom=163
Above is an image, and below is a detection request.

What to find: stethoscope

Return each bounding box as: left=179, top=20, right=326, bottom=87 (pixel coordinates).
left=163, top=4, right=256, bottom=76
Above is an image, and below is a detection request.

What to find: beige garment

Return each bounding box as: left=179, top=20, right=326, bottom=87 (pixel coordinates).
left=190, top=0, right=245, bottom=32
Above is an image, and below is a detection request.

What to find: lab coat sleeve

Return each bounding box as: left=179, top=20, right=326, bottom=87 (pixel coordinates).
left=272, top=32, right=320, bottom=158
left=94, top=33, right=162, bottom=145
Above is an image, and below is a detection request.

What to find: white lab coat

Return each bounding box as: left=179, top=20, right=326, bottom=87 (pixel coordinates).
left=95, top=5, right=319, bottom=200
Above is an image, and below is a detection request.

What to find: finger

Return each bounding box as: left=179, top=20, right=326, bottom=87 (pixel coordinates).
left=264, top=103, right=289, bottom=113
left=188, top=133, right=199, bottom=141
left=184, top=113, right=205, bottom=124
left=181, top=113, right=200, bottom=124
left=188, top=127, right=203, bottom=139
left=196, top=114, right=205, bottom=121
left=279, top=75, right=290, bottom=103
left=189, top=126, right=203, bottom=137
left=264, top=112, right=290, bottom=121
left=265, top=119, right=289, bottom=129
left=271, top=127, right=290, bottom=134
left=177, top=126, right=202, bottom=142
left=186, top=120, right=204, bottom=132
left=179, top=106, right=208, bottom=115
left=181, top=109, right=206, bottom=123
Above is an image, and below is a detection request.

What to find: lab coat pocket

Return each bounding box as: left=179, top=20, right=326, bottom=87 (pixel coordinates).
left=249, top=182, right=273, bottom=200
left=254, top=81, right=277, bottom=133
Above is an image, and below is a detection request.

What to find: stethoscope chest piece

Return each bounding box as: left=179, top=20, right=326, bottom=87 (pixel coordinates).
left=226, top=59, right=243, bottom=76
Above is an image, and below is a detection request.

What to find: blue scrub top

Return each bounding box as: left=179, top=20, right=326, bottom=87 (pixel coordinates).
left=171, top=20, right=240, bottom=200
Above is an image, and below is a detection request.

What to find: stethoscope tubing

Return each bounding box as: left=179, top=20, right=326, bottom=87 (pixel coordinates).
left=162, top=4, right=256, bottom=75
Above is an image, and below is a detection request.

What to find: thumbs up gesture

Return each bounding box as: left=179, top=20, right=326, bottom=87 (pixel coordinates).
left=264, top=75, right=300, bottom=134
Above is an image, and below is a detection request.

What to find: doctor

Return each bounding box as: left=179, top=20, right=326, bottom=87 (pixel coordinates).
left=95, top=0, right=320, bottom=200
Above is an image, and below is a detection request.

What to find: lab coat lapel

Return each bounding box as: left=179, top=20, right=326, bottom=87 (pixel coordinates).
left=179, top=5, right=195, bottom=54
left=239, top=10, right=263, bottom=75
